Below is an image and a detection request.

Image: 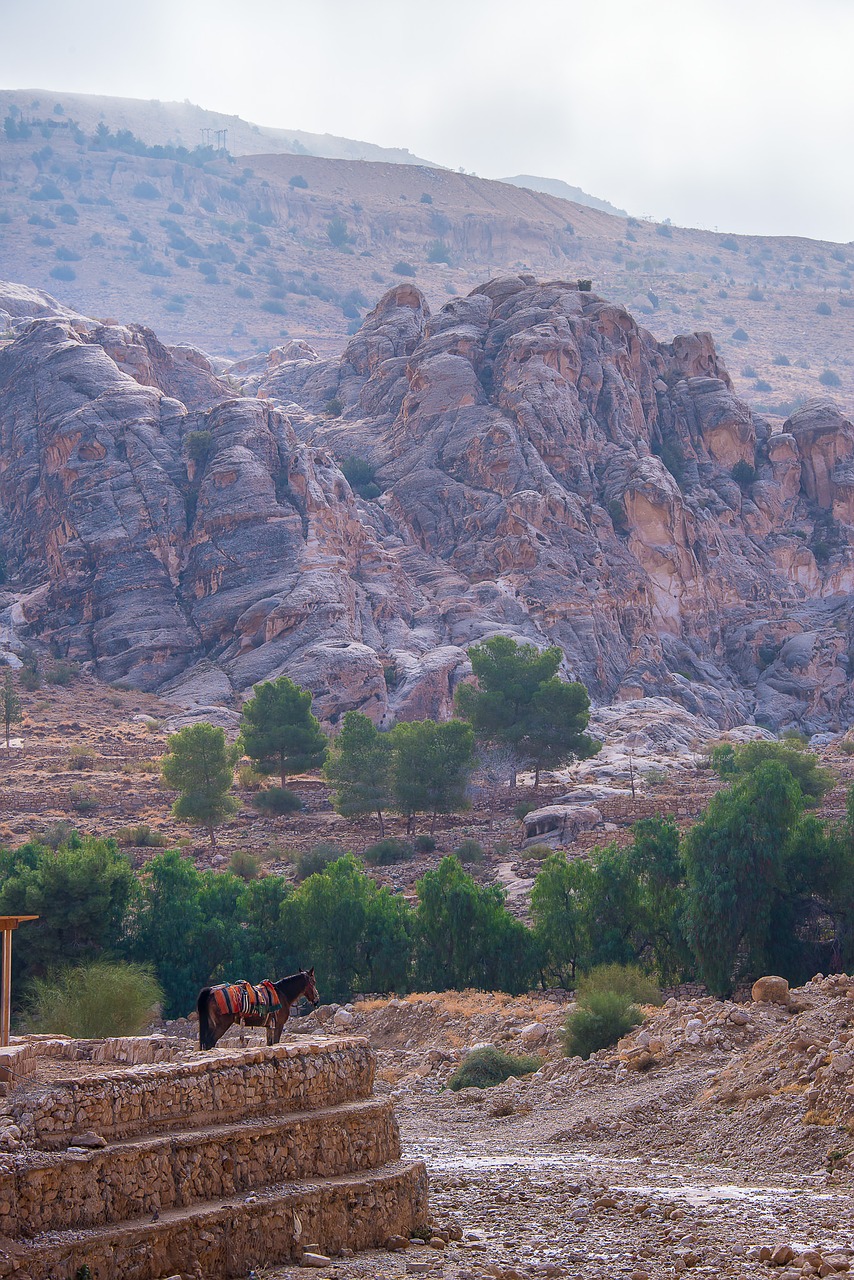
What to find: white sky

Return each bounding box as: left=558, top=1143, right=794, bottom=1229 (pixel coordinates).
left=1, top=0, right=852, bottom=241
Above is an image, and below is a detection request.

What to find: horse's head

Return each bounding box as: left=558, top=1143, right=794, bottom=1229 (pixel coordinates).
left=302, top=966, right=319, bottom=1007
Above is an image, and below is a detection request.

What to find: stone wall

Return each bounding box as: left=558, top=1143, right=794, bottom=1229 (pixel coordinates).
left=10, top=1036, right=374, bottom=1147
left=2, top=1036, right=428, bottom=1280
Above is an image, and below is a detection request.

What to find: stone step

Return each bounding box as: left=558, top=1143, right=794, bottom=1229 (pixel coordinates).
left=11, top=1036, right=372, bottom=1148
left=5, top=1096, right=400, bottom=1237
left=7, top=1158, right=429, bottom=1280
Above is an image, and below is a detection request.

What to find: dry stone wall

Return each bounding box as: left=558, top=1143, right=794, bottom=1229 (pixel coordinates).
left=0, top=1035, right=427, bottom=1280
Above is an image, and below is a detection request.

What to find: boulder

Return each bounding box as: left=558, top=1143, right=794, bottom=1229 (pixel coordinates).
left=751, top=976, right=790, bottom=1005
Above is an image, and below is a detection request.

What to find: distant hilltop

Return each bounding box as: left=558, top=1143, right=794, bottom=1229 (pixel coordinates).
left=0, top=88, right=441, bottom=167
left=502, top=174, right=628, bottom=218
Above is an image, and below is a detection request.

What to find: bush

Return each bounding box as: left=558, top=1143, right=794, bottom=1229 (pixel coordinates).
left=132, top=181, right=160, bottom=200
left=114, top=824, right=169, bottom=848
left=185, top=430, right=213, bottom=466
left=772, top=353, right=791, bottom=366
left=252, top=786, right=302, bottom=815
left=819, top=369, right=842, bottom=387
left=67, top=745, right=96, bottom=770
left=363, top=837, right=413, bottom=865
left=413, top=834, right=436, bottom=854
left=325, top=397, right=343, bottom=418
left=514, top=801, right=535, bottom=821
left=576, top=963, right=662, bottom=1006
left=448, top=1046, right=542, bottom=1091
left=562, top=990, right=642, bottom=1059
left=229, top=849, right=261, bottom=881
left=340, top=456, right=381, bottom=498
left=70, top=785, right=98, bottom=813
left=392, top=261, right=416, bottom=276
left=55, top=246, right=81, bottom=262
left=294, top=841, right=345, bottom=880
left=816, top=302, right=832, bottom=316
left=522, top=843, right=555, bottom=860
left=46, top=660, right=78, bottom=685
left=420, top=193, right=433, bottom=204
left=289, top=175, right=308, bottom=189
left=49, top=265, right=76, bottom=281
left=427, top=239, right=451, bottom=264
left=731, top=328, right=748, bottom=342
left=454, top=838, right=485, bottom=863
left=23, top=961, right=162, bottom=1038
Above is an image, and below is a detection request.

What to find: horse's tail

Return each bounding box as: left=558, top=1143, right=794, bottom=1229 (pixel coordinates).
left=197, top=987, right=215, bottom=1050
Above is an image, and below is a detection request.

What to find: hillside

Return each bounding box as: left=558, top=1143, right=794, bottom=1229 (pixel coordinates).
left=502, top=172, right=628, bottom=217
left=0, top=95, right=852, bottom=422
left=0, top=89, right=438, bottom=166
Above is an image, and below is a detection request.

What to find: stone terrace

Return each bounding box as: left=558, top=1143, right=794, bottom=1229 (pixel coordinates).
left=0, top=1036, right=428, bottom=1280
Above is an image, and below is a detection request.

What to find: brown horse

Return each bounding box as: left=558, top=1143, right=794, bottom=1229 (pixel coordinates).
left=197, top=968, right=319, bottom=1050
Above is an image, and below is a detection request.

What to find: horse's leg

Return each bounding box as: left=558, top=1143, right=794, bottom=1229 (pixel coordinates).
left=271, top=1005, right=289, bottom=1045
left=211, top=1013, right=235, bottom=1049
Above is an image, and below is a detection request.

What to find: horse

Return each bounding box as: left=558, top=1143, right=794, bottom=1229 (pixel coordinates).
left=196, top=968, right=319, bottom=1050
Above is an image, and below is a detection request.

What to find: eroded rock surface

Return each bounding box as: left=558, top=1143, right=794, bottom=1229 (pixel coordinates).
left=3, top=275, right=854, bottom=730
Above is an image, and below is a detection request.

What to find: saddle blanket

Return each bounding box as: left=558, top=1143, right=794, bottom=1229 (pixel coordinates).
left=211, top=979, right=281, bottom=1019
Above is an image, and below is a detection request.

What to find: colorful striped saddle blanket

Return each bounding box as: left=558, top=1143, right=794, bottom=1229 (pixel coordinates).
left=211, top=979, right=281, bottom=1019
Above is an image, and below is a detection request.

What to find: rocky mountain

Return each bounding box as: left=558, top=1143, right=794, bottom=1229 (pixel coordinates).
left=3, top=275, right=854, bottom=734
left=502, top=175, right=628, bottom=218
left=1, top=93, right=852, bottom=423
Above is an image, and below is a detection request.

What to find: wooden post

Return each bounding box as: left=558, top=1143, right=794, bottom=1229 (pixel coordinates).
left=0, top=917, right=38, bottom=1047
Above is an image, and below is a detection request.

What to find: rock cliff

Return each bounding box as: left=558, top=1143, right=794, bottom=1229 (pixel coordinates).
left=2, top=276, right=854, bottom=732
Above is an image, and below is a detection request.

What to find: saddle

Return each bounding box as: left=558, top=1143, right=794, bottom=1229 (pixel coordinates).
left=211, top=979, right=281, bottom=1019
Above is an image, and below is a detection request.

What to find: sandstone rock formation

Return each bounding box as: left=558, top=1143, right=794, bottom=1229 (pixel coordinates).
left=3, top=275, right=854, bottom=732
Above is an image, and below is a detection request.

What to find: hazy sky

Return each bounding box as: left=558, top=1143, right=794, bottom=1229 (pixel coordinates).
left=2, top=0, right=852, bottom=241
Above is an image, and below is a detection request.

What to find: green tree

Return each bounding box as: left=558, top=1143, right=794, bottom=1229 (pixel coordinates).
left=161, top=722, right=238, bottom=848
left=280, top=855, right=412, bottom=1000
left=390, top=719, right=475, bottom=833
left=531, top=852, right=594, bottom=986
left=456, top=636, right=599, bottom=786
left=0, top=835, right=137, bottom=986
left=711, top=738, right=834, bottom=807
left=0, top=670, right=21, bottom=748
left=682, top=761, right=804, bottom=995
left=624, top=816, right=691, bottom=982
left=324, top=711, right=392, bottom=835
left=414, top=856, right=537, bottom=992
left=240, top=677, right=327, bottom=790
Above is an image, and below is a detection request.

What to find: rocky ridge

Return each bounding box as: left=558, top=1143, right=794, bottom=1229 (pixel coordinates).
left=3, top=276, right=854, bottom=732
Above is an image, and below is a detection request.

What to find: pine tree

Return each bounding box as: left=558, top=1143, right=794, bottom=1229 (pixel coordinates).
left=0, top=670, right=21, bottom=748
left=161, top=722, right=238, bottom=848
left=240, top=677, right=327, bottom=789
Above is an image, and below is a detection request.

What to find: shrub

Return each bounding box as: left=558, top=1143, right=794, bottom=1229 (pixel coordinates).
left=363, top=837, right=413, bottom=865
left=18, top=664, right=40, bottom=691
left=577, top=278, right=592, bottom=291
left=229, top=849, right=261, bottom=881
left=522, top=843, right=555, bottom=860
left=67, top=745, right=96, bottom=771
left=55, top=245, right=81, bottom=261
left=420, top=193, right=433, bottom=204
left=46, top=659, right=77, bottom=685
left=49, top=265, right=76, bottom=281
left=23, top=961, right=162, bottom=1038
left=392, top=261, right=416, bottom=276
left=731, top=328, right=748, bottom=342
left=731, top=460, right=757, bottom=488
left=454, top=838, right=485, bottom=863
left=448, top=1046, right=541, bottom=1091
left=427, top=239, right=451, bottom=264
left=576, top=963, right=662, bottom=1006
left=185, top=429, right=213, bottom=466
left=327, top=216, right=350, bottom=247
left=114, top=824, right=169, bottom=848
left=754, top=380, right=772, bottom=393
left=413, top=834, right=436, bottom=853
left=132, top=181, right=160, bottom=200
left=325, top=397, right=343, bottom=418
left=772, top=353, right=791, bottom=366
left=720, top=236, right=738, bottom=251
left=562, top=990, right=642, bottom=1059
left=69, top=785, right=98, bottom=813
left=816, top=302, right=832, bottom=316
left=236, top=762, right=265, bottom=789
left=289, top=175, right=308, bottom=189
left=741, top=365, right=757, bottom=378
left=514, top=801, right=535, bottom=821
left=819, top=369, right=842, bottom=387
left=294, top=841, right=345, bottom=880
left=747, top=287, right=764, bottom=301
left=40, top=820, right=75, bottom=850
left=340, top=455, right=381, bottom=497
left=252, top=786, right=302, bottom=815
